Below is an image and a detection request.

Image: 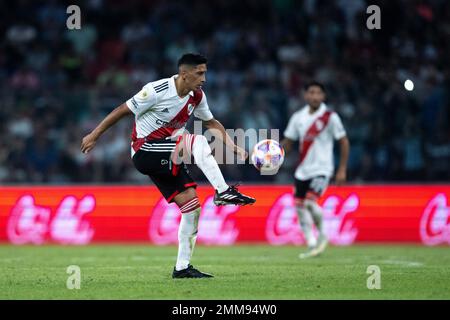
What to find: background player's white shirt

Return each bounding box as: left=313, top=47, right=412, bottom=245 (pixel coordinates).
left=284, top=103, right=346, bottom=180
left=125, top=75, right=214, bottom=156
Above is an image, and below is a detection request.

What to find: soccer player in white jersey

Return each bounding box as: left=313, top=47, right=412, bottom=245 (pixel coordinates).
left=281, top=81, right=350, bottom=259
left=81, top=53, right=255, bottom=278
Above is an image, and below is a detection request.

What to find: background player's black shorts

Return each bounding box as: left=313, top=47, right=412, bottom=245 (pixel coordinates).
left=132, top=139, right=197, bottom=203
left=294, top=176, right=329, bottom=199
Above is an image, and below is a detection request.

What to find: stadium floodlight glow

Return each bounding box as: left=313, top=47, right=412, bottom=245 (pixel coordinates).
left=404, top=79, right=414, bottom=91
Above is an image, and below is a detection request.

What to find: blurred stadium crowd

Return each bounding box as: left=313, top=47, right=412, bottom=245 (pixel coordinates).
left=0, top=0, right=449, bottom=184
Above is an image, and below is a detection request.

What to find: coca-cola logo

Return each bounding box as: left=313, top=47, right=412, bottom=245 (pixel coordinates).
left=265, top=194, right=304, bottom=245
left=148, top=197, right=181, bottom=245
left=420, top=193, right=450, bottom=246
left=198, top=197, right=239, bottom=245
left=7, top=195, right=50, bottom=245
left=7, top=195, right=95, bottom=245
left=148, top=196, right=239, bottom=245
left=322, top=194, right=359, bottom=245
left=265, top=193, right=359, bottom=245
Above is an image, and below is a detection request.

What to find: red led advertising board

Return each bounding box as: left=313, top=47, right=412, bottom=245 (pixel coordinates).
left=0, top=185, right=448, bottom=246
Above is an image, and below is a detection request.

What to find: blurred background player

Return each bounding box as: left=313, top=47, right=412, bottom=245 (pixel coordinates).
left=281, top=81, right=350, bottom=258
left=81, top=53, right=255, bottom=278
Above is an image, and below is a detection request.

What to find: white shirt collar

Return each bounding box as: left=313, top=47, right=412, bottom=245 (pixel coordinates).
left=170, top=75, right=194, bottom=97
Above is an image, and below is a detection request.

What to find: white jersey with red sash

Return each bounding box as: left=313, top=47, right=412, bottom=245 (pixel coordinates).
left=125, top=75, right=214, bottom=157
left=284, top=103, right=346, bottom=180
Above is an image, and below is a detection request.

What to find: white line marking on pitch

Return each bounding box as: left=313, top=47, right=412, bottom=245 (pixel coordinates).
left=380, top=259, right=424, bottom=267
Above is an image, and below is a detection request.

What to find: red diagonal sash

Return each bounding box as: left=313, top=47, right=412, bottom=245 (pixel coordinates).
left=131, top=89, right=203, bottom=152
left=298, top=110, right=332, bottom=164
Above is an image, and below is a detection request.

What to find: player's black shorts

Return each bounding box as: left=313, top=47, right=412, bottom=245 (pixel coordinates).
left=294, top=176, right=329, bottom=199
left=132, top=138, right=197, bottom=203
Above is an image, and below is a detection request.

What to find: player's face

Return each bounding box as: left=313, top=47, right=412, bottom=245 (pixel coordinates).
left=304, top=86, right=325, bottom=109
left=185, top=64, right=207, bottom=91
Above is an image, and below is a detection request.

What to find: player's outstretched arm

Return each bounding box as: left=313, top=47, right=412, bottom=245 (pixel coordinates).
left=335, top=136, right=350, bottom=185
left=203, top=118, right=248, bottom=161
left=81, top=103, right=132, bottom=154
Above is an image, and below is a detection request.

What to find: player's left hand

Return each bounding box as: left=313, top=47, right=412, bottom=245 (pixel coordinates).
left=335, top=169, right=346, bottom=186
left=234, top=146, right=248, bottom=161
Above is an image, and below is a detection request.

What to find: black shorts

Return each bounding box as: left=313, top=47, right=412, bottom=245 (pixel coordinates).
left=294, top=176, right=329, bottom=199
left=132, top=139, right=197, bottom=203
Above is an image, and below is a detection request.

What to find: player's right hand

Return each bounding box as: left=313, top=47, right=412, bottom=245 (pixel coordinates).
left=234, top=145, right=248, bottom=161
left=335, top=168, right=347, bottom=186
left=81, top=133, right=97, bottom=154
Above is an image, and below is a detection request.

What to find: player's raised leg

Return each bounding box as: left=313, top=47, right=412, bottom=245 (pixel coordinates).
left=172, top=188, right=213, bottom=279
left=173, top=133, right=255, bottom=206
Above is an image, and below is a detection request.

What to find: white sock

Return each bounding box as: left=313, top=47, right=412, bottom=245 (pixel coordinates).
left=175, top=207, right=201, bottom=271
left=192, top=135, right=228, bottom=193
left=305, top=199, right=325, bottom=239
left=296, top=205, right=317, bottom=248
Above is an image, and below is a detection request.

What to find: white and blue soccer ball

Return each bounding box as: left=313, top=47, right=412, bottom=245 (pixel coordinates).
left=251, top=139, right=285, bottom=172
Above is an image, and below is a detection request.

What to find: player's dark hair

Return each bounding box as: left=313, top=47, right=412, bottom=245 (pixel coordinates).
left=304, top=81, right=326, bottom=92
left=177, top=53, right=208, bottom=67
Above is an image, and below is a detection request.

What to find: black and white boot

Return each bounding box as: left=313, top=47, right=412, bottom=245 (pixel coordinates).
left=213, top=184, right=256, bottom=206
left=172, top=265, right=214, bottom=279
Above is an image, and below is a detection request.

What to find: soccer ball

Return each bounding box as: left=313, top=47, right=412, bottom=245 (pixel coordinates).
left=251, top=139, right=285, bottom=172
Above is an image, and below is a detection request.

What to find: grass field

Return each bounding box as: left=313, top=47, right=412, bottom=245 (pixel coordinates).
left=0, top=244, right=449, bottom=299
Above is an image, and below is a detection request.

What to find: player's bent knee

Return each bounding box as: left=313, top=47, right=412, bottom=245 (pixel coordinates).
left=191, top=135, right=212, bottom=166
left=304, top=198, right=318, bottom=209
left=174, top=188, right=197, bottom=203
left=295, top=198, right=305, bottom=207
left=181, top=133, right=197, bottom=152
left=305, top=192, right=319, bottom=202
left=174, top=188, right=200, bottom=213
left=194, top=134, right=207, bottom=144
left=192, top=135, right=209, bottom=153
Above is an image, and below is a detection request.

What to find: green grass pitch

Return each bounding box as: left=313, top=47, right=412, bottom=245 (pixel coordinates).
left=0, top=245, right=449, bottom=299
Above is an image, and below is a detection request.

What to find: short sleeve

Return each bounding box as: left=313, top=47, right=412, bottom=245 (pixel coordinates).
left=126, top=84, right=157, bottom=116
left=283, top=113, right=299, bottom=140
left=194, top=91, right=214, bottom=121
left=330, top=112, right=346, bottom=140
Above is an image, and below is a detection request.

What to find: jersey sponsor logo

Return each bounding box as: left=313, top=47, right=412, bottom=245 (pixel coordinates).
left=155, top=118, right=188, bottom=129
left=161, top=107, right=169, bottom=113
left=187, top=103, right=194, bottom=115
